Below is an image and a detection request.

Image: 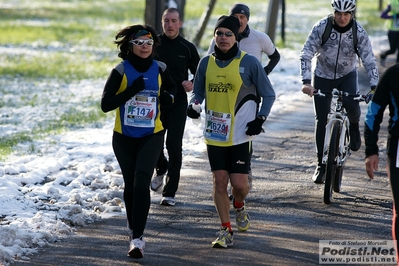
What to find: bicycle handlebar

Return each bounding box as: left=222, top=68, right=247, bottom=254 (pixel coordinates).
left=313, top=89, right=366, bottom=102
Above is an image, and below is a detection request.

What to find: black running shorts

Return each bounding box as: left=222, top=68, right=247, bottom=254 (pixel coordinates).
left=206, top=142, right=251, bottom=174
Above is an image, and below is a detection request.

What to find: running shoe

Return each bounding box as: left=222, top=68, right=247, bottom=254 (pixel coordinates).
left=150, top=173, right=165, bottom=192
left=235, top=206, right=250, bottom=232
left=212, top=227, right=233, bottom=248
left=160, top=196, right=175, bottom=206
left=128, top=237, right=145, bottom=258
left=312, top=165, right=325, bottom=184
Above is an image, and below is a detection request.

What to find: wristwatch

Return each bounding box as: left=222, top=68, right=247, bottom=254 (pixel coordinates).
left=258, top=115, right=266, bottom=121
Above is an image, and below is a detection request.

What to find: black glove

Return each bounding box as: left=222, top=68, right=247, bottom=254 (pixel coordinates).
left=365, top=86, right=376, bottom=104
left=159, top=91, right=174, bottom=106
left=245, top=117, right=264, bottom=136
left=126, top=75, right=145, bottom=97
left=187, top=104, right=200, bottom=119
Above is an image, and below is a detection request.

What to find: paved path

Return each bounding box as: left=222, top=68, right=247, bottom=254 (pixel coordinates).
left=12, top=61, right=396, bottom=266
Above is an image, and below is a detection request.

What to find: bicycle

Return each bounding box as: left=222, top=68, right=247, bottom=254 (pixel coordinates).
left=314, top=89, right=366, bottom=204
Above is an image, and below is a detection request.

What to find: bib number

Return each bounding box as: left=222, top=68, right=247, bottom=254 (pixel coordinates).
left=124, top=94, right=157, bottom=128
left=204, top=110, right=232, bottom=142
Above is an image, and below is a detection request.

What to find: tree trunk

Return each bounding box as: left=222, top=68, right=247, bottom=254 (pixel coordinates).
left=265, top=0, right=280, bottom=42
left=192, top=0, right=217, bottom=47
left=145, top=0, right=166, bottom=34
left=169, top=0, right=186, bottom=37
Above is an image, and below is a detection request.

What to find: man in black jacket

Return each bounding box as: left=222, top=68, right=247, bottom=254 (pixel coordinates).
left=151, top=8, right=200, bottom=206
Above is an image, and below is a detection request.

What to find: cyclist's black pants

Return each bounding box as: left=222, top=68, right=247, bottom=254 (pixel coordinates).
left=387, top=136, right=399, bottom=261
left=313, top=72, right=361, bottom=157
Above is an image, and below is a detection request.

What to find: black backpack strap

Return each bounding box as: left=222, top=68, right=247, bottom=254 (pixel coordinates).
left=321, top=15, right=333, bottom=46
left=352, top=19, right=359, bottom=56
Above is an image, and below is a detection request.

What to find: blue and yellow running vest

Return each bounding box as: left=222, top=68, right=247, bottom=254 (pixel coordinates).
left=113, top=60, right=164, bottom=138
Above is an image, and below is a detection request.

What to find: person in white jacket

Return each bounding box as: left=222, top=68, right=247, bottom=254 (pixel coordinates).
left=207, top=3, right=280, bottom=75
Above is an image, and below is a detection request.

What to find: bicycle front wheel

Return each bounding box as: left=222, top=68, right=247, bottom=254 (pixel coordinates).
left=334, top=124, right=349, bottom=193
left=334, top=166, right=343, bottom=192
left=324, top=120, right=341, bottom=204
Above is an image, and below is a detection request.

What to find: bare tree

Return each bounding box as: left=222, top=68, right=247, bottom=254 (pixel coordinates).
left=145, top=0, right=166, bottom=34
left=173, top=0, right=186, bottom=36
left=265, top=0, right=280, bottom=42
left=192, top=0, right=217, bottom=47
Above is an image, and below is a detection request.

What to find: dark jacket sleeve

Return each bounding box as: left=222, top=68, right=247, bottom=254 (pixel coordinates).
left=188, top=43, right=201, bottom=81
left=160, top=66, right=177, bottom=96
left=101, top=68, right=132, bottom=113
left=264, top=48, right=281, bottom=75
left=380, top=5, right=392, bottom=19
left=364, top=65, right=393, bottom=157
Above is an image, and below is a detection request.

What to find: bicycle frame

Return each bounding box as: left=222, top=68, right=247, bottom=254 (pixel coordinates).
left=321, top=107, right=350, bottom=167
left=313, top=89, right=351, bottom=167
left=313, top=88, right=365, bottom=204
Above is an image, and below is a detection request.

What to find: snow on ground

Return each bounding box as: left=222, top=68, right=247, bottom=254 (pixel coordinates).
left=0, top=35, right=389, bottom=265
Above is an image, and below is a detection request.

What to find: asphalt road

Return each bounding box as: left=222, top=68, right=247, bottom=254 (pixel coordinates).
left=11, top=60, right=397, bottom=266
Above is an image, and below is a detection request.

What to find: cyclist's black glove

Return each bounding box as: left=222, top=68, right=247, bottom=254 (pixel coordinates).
left=126, top=75, right=145, bottom=97
left=365, top=86, right=376, bottom=104
left=245, top=117, right=264, bottom=136
left=187, top=104, right=200, bottom=119
left=159, top=91, right=174, bottom=107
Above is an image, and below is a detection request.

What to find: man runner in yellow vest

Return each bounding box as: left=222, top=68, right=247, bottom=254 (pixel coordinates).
left=187, top=15, right=275, bottom=248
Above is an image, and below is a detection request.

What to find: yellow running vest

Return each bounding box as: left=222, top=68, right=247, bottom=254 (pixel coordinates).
left=204, top=52, right=257, bottom=147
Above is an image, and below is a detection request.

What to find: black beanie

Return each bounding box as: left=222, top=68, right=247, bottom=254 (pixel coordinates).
left=214, top=15, right=240, bottom=40
left=229, top=3, right=250, bottom=20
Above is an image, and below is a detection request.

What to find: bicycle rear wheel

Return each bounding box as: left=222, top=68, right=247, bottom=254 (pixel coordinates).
left=324, top=121, right=341, bottom=204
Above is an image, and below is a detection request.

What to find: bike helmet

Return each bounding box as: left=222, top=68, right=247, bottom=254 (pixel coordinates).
left=331, top=0, right=356, bottom=12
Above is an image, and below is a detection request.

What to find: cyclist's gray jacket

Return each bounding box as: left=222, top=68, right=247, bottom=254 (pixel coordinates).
left=299, top=16, right=379, bottom=88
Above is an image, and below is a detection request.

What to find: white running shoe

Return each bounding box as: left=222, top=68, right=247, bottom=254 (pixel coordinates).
left=212, top=227, right=233, bottom=248
left=150, top=173, right=165, bottom=192
left=128, top=237, right=145, bottom=258
left=235, top=206, right=250, bottom=232
left=160, top=196, right=176, bottom=206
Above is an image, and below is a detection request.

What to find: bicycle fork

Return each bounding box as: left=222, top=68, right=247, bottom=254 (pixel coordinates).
left=321, top=114, right=351, bottom=167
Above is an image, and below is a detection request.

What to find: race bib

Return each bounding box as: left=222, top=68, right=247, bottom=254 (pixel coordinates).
left=204, top=110, right=232, bottom=142
left=124, top=94, right=157, bottom=128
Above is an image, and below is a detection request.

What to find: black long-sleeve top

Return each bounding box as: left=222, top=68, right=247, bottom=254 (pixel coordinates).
left=155, top=34, right=200, bottom=101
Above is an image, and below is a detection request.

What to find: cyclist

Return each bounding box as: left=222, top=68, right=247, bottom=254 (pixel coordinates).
left=300, top=0, right=379, bottom=184
left=364, top=63, right=399, bottom=264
